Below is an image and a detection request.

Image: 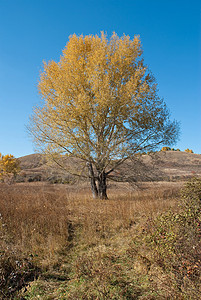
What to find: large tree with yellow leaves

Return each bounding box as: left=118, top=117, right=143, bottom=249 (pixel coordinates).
left=29, top=33, right=179, bottom=199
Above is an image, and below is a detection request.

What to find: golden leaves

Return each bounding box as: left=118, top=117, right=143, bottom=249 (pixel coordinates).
left=30, top=32, right=178, bottom=169
left=0, top=153, right=20, bottom=182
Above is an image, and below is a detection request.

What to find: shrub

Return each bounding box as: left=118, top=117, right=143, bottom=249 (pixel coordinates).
left=185, top=148, right=194, bottom=153
left=0, top=249, right=40, bottom=298
left=143, top=178, right=201, bottom=298
left=161, top=146, right=171, bottom=151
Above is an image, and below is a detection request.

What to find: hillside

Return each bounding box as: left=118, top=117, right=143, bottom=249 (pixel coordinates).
left=16, top=151, right=201, bottom=184
left=17, top=154, right=75, bottom=183
left=151, top=151, right=201, bottom=179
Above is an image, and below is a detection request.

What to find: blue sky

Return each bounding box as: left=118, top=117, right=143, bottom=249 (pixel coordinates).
left=0, top=0, right=200, bottom=157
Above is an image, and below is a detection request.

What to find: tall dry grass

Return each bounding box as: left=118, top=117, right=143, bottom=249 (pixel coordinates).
left=0, top=181, right=183, bottom=298
left=0, top=182, right=179, bottom=256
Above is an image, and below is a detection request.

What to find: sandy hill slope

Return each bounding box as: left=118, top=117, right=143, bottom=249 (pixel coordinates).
left=149, top=151, right=201, bottom=180
left=17, top=154, right=83, bottom=183
left=16, top=151, right=201, bottom=183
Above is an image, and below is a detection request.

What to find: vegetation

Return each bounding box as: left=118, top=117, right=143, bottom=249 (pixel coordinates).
left=161, top=146, right=171, bottom=151
left=142, top=178, right=201, bottom=299
left=0, top=153, right=20, bottom=183
left=161, top=147, right=181, bottom=151
left=29, top=32, right=179, bottom=199
left=185, top=148, right=194, bottom=153
left=0, top=178, right=200, bottom=299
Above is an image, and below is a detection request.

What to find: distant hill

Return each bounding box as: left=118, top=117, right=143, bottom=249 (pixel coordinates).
left=17, top=154, right=74, bottom=183
left=16, top=151, right=201, bottom=184
left=149, top=151, right=201, bottom=180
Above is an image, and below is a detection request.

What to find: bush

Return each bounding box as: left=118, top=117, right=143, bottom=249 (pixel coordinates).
left=161, top=146, right=171, bottom=151
left=185, top=148, right=194, bottom=153
left=143, top=178, right=201, bottom=298
left=0, top=249, right=40, bottom=298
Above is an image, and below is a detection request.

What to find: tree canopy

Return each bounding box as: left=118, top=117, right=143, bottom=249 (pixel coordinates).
left=0, top=153, right=20, bottom=183
left=29, top=32, right=179, bottom=198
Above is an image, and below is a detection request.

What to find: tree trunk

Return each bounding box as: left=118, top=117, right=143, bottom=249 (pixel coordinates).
left=97, top=171, right=108, bottom=200
left=86, top=162, right=98, bottom=198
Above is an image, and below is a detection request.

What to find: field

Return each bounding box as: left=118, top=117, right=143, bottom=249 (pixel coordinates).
left=0, top=179, right=200, bottom=299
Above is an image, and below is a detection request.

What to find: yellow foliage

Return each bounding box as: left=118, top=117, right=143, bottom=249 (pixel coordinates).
left=0, top=153, right=20, bottom=182
left=29, top=32, right=179, bottom=198
left=161, top=147, right=171, bottom=151
left=185, top=148, right=194, bottom=153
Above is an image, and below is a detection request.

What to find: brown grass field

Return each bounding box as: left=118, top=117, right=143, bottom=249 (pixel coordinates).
left=0, top=180, right=200, bottom=299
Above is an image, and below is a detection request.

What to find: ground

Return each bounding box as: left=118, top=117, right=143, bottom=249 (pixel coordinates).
left=0, top=179, right=200, bottom=299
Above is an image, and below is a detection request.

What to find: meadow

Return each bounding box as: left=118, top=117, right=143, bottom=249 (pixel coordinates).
left=0, top=180, right=200, bottom=299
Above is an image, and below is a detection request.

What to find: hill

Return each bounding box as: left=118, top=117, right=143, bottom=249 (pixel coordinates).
left=151, top=150, right=201, bottom=180
left=15, top=151, right=201, bottom=184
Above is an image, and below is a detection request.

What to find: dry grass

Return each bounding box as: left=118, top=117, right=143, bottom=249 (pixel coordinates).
left=0, top=182, right=178, bottom=252
left=1, top=180, right=200, bottom=299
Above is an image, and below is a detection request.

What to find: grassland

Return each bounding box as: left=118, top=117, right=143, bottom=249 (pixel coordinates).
left=0, top=180, right=200, bottom=299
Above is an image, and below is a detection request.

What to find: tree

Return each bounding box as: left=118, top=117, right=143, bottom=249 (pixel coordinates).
left=0, top=153, right=20, bottom=183
left=185, top=148, right=194, bottom=153
left=161, top=146, right=171, bottom=151
left=29, top=32, right=179, bottom=199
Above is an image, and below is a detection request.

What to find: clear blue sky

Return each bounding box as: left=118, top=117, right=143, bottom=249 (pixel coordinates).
left=0, top=0, right=200, bottom=157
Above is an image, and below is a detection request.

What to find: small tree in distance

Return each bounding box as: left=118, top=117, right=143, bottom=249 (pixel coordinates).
left=0, top=153, right=20, bottom=184
left=161, top=146, right=171, bottom=151
left=29, top=32, right=179, bottom=199
left=185, top=148, right=194, bottom=153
